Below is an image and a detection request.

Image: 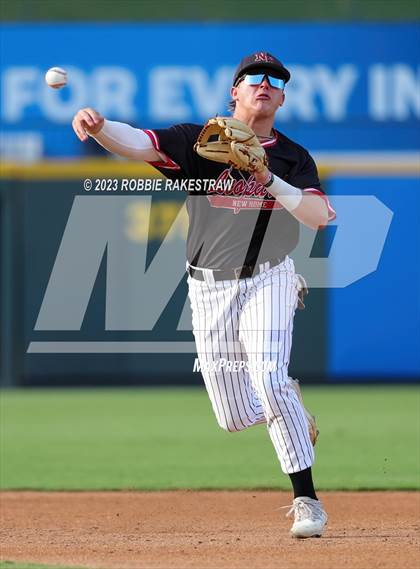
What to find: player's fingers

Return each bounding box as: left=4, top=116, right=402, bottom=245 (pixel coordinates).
left=72, top=117, right=88, bottom=142
left=79, top=108, right=104, bottom=131
left=71, top=117, right=82, bottom=139
left=78, top=108, right=104, bottom=135
left=73, top=107, right=104, bottom=139
left=77, top=109, right=96, bottom=128
left=85, top=108, right=104, bottom=125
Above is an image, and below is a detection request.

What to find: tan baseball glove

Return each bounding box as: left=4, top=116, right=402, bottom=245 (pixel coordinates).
left=288, top=377, right=319, bottom=446
left=194, top=117, right=268, bottom=173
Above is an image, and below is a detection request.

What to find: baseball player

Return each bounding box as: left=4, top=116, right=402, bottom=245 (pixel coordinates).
left=72, top=51, right=336, bottom=538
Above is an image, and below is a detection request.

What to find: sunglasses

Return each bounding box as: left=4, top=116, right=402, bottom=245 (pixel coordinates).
left=237, top=73, right=285, bottom=90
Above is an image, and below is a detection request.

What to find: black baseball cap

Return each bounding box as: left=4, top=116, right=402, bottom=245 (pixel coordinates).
left=233, top=52, right=291, bottom=86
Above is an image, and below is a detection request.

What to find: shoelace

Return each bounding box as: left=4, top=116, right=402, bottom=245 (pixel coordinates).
left=282, top=500, right=324, bottom=522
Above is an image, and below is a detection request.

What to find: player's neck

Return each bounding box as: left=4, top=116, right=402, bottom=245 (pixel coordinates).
left=232, top=111, right=275, bottom=138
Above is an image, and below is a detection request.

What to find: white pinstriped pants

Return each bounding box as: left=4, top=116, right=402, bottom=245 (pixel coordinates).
left=187, top=256, right=315, bottom=474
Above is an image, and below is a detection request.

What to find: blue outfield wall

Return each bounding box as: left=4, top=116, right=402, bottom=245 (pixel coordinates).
left=0, top=23, right=419, bottom=157
left=0, top=22, right=419, bottom=384
left=328, top=176, right=420, bottom=380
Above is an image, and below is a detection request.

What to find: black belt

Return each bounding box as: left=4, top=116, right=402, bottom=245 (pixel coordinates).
left=187, top=256, right=285, bottom=282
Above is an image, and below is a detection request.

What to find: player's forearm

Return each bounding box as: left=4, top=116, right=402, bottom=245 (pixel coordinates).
left=257, top=172, right=329, bottom=230
left=290, top=194, right=330, bottom=230
left=91, top=120, right=162, bottom=162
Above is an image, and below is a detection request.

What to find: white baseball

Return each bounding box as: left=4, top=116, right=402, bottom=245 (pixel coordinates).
left=45, top=67, right=67, bottom=89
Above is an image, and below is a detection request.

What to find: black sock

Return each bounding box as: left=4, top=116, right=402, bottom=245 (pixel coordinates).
left=289, top=467, right=317, bottom=500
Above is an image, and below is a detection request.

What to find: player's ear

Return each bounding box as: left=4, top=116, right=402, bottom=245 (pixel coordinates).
left=275, top=90, right=285, bottom=110
left=279, top=90, right=285, bottom=107
left=231, top=86, right=239, bottom=102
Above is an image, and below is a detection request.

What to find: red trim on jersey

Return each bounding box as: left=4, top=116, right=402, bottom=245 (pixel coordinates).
left=143, top=129, right=181, bottom=170
left=260, top=130, right=278, bottom=148
left=303, top=188, right=337, bottom=222
left=143, top=129, right=160, bottom=150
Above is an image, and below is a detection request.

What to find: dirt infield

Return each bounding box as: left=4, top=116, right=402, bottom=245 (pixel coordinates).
left=0, top=491, right=419, bottom=569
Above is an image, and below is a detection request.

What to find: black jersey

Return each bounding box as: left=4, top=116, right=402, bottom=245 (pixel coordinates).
left=144, top=124, right=334, bottom=269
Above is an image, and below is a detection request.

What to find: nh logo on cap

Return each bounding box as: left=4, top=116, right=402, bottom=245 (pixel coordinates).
left=254, top=52, right=274, bottom=63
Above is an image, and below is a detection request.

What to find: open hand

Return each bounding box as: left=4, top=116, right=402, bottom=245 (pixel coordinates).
left=72, top=108, right=104, bottom=142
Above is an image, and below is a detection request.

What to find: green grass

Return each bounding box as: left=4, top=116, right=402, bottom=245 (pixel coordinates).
left=0, top=563, right=85, bottom=569
left=2, top=0, right=420, bottom=21
left=0, top=386, right=419, bottom=490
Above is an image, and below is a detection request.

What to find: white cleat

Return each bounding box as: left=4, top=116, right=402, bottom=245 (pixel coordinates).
left=286, top=496, right=328, bottom=538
